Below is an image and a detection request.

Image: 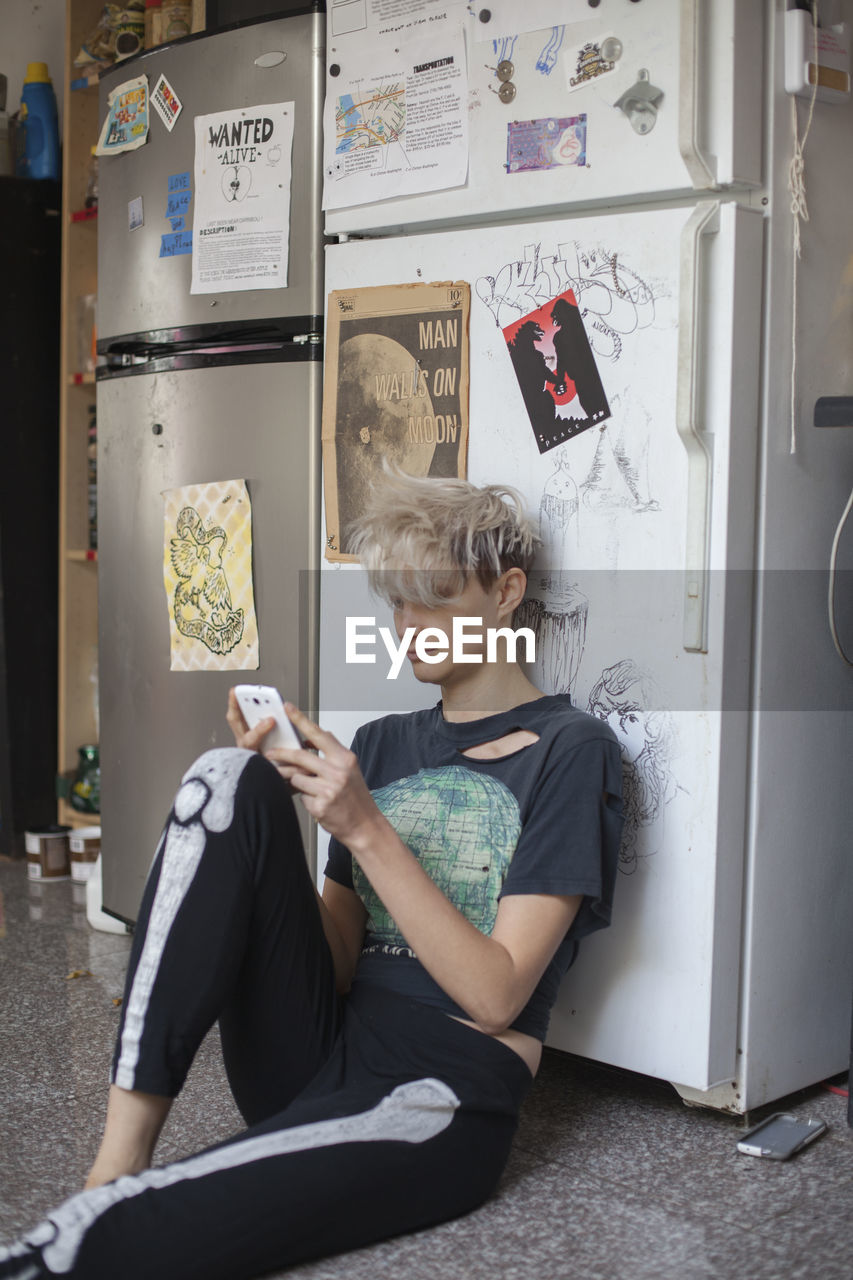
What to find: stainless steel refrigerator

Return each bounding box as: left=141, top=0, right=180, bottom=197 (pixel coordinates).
left=318, top=0, right=853, bottom=1111
left=96, top=6, right=324, bottom=922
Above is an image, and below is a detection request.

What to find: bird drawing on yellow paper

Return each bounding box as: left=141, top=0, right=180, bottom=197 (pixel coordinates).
left=170, top=506, right=244, bottom=655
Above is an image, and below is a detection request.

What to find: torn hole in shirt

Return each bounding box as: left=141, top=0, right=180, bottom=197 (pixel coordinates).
left=460, top=730, right=540, bottom=760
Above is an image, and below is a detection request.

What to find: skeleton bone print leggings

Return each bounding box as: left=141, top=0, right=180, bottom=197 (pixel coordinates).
left=0, top=750, right=532, bottom=1280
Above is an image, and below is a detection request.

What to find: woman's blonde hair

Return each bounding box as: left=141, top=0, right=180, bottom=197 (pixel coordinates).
left=349, top=468, right=539, bottom=608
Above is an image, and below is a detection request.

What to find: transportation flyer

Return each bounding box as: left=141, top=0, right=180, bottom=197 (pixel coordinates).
left=322, top=25, right=468, bottom=210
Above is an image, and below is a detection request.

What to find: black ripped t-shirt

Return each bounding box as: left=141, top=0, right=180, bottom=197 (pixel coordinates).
left=324, top=694, right=624, bottom=1040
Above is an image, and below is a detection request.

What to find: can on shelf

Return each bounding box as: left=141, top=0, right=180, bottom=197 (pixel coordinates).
left=69, top=825, right=101, bottom=881
left=25, top=825, right=72, bottom=881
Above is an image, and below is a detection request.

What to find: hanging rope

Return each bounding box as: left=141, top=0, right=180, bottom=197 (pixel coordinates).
left=788, top=0, right=820, bottom=454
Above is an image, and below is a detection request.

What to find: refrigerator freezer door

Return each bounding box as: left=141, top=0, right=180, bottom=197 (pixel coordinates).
left=97, top=358, right=320, bottom=922
left=321, top=201, right=765, bottom=1092
left=325, top=0, right=762, bottom=236
left=98, top=11, right=324, bottom=340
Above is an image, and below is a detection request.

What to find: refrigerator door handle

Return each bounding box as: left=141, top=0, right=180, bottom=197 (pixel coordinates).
left=677, top=200, right=720, bottom=654
left=678, top=0, right=717, bottom=189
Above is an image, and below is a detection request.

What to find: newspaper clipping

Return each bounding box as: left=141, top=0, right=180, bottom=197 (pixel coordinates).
left=322, top=281, right=470, bottom=561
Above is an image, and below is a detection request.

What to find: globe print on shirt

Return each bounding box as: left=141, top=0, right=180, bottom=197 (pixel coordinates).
left=354, top=765, right=522, bottom=951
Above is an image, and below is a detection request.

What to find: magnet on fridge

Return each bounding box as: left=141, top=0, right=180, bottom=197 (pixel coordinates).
left=128, top=195, right=144, bottom=231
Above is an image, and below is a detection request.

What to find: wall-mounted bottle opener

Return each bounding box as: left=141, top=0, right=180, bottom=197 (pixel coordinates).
left=614, top=68, right=663, bottom=134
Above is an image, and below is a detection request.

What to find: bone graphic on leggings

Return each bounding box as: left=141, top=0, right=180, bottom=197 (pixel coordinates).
left=25, top=1078, right=460, bottom=1274
left=113, top=749, right=253, bottom=1090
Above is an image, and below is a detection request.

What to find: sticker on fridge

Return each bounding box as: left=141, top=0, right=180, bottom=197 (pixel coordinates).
left=566, top=39, right=621, bottom=92
left=503, top=288, right=610, bottom=454
left=323, top=26, right=468, bottom=210
left=96, top=75, right=149, bottom=155
left=506, top=115, right=586, bottom=173
left=151, top=73, right=183, bottom=132
left=162, top=479, right=259, bottom=672
left=191, top=102, right=295, bottom=294
left=322, top=281, right=470, bottom=562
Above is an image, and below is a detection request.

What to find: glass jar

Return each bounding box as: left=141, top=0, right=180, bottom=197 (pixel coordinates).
left=70, top=744, right=100, bottom=814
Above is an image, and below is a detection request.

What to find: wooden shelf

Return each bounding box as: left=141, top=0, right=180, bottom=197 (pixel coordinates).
left=58, top=0, right=104, bottom=827
left=69, top=68, right=104, bottom=92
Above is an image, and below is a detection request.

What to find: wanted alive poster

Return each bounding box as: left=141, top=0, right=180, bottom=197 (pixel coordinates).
left=191, top=102, right=294, bottom=294
left=322, top=282, right=470, bottom=562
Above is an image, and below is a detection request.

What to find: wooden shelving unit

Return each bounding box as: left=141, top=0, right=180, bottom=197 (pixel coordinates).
left=57, top=0, right=105, bottom=829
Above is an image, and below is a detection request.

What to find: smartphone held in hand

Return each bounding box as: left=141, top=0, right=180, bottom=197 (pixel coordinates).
left=233, top=685, right=302, bottom=751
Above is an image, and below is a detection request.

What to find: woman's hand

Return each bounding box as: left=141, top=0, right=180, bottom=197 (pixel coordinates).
left=226, top=688, right=277, bottom=752
left=264, top=704, right=382, bottom=845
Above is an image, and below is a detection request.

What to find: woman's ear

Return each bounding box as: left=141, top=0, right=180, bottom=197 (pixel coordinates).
left=496, top=567, right=528, bottom=620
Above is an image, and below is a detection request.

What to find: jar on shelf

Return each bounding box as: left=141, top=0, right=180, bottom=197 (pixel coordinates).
left=87, top=404, right=98, bottom=551
left=70, top=745, right=100, bottom=813
left=145, top=0, right=163, bottom=48
left=161, top=2, right=191, bottom=42
left=84, top=146, right=98, bottom=209
left=76, top=293, right=97, bottom=374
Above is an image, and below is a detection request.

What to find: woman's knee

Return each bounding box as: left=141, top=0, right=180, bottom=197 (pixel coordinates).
left=173, top=748, right=258, bottom=834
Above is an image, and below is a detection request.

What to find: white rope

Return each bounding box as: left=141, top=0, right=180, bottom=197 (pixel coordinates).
left=788, top=0, right=820, bottom=454
left=828, top=480, right=853, bottom=666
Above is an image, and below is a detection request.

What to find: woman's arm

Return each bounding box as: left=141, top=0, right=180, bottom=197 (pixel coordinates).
left=342, top=813, right=580, bottom=1034
left=270, top=707, right=582, bottom=1036
left=226, top=690, right=369, bottom=993
left=316, top=880, right=367, bottom=994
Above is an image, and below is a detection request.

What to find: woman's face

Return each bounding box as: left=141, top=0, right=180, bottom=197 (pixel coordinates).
left=392, top=575, right=507, bottom=687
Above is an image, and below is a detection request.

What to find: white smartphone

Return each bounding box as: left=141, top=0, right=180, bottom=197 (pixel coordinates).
left=233, top=685, right=302, bottom=751
left=736, top=1113, right=827, bottom=1159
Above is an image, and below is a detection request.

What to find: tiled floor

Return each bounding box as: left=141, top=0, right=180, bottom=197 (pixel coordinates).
left=1, top=855, right=851, bottom=1280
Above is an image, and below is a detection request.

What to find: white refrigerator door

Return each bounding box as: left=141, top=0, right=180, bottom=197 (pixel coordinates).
left=321, top=200, right=764, bottom=1092
left=324, top=0, right=762, bottom=236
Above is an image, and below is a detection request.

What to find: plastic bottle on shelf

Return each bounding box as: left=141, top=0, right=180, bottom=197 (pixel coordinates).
left=15, top=62, right=60, bottom=181
left=161, top=2, right=192, bottom=42
left=0, top=74, right=12, bottom=177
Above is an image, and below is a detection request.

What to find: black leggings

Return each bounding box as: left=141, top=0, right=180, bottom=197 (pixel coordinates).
left=0, top=749, right=532, bottom=1280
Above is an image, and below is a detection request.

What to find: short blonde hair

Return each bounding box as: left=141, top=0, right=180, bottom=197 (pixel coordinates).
left=349, top=468, right=538, bottom=608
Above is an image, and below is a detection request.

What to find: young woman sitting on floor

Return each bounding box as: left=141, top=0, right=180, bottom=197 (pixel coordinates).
left=0, top=470, right=623, bottom=1280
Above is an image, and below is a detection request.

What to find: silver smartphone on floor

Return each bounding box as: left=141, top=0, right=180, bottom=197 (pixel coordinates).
left=736, top=1113, right=827, bottom=1159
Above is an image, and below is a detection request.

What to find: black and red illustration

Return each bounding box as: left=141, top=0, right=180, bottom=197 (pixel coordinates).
left=503, top=289, right=610, bottom=454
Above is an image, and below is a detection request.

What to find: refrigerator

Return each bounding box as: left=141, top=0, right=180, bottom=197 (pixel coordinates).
left=318, top=0, right=853, bottom=1112
left=96, top=5, right=325, bottom=923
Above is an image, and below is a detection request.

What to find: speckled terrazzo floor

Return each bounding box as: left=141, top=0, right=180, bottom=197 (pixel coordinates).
left=1, top=855, right=851, bottom=1280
